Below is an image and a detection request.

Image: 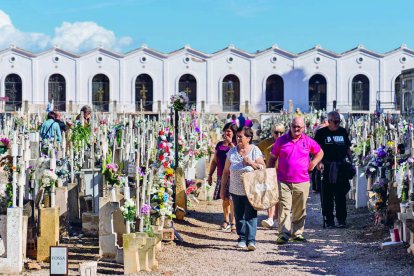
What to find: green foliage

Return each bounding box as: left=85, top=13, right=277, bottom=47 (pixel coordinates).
left=70, top=123, right=91, bottom=151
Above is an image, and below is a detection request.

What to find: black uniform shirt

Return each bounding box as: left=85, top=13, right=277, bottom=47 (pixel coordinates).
left=314, top=126, right=351, bottom=162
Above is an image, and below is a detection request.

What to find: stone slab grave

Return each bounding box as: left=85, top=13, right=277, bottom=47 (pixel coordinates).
left=99, top=196, right=125, bottom=263
left=56, top=186, right=68, bottom=236
left=123, top=232, right=162, bottom=273
left=37, top=207, right=59, bottom=262
left=68, top=182, right=81, bottom=225
left=82, top=168, right=102, bottom=214
left=79, top=261, right=98, bottom=276
left=0, top=208, right=24, bottom=274
left=175, top=167, right=187, bottom=220
left=355, top=167, right=369, bottom=208
left=397, top=210, right=414, bottom=243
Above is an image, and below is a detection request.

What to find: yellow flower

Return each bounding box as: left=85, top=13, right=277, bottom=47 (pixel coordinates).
left=386, top=141, right=394, bottom=148
left=165, top=168, right=174, bottom=176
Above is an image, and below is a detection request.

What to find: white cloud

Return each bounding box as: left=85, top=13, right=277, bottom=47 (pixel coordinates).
left=52, top=21, right=133, bottom=53
left=0, top=10, right=133, bottom=53
left=0, top=10, right=50, bottom=51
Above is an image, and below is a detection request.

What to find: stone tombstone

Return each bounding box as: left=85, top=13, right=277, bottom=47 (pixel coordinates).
left=79, top=261, right=97, bottom=276
left=175, top=167, right=187, bottom=220
left=99, top=196, right=122, bottom=260
left=355, top=167, right=369, bottom=208
left=195, top=157, right=206, bottom=179
left=67, top=182, right=81, bottom=225
left=82, top=169, right=102, bottom=213
left=0, top=215, right=6, bottom=257
left=0, top=208, right=24, bottom=273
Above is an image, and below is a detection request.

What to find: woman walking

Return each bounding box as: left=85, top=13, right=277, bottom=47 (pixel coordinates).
left=220, top=126, right=265, bottom=250
left=207, top=122, right=236, bottom=231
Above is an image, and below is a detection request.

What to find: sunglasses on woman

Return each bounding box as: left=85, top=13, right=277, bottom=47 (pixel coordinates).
left=274, top=131, right=284, bottom=135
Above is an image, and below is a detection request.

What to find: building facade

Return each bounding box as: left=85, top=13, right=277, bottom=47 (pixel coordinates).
left=0, top=43, right=413, bottom=113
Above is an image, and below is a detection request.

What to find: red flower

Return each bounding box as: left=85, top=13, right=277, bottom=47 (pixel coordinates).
left=159, top=130, right=165, bottom=135
left=159, top=155, right=164, bottom=161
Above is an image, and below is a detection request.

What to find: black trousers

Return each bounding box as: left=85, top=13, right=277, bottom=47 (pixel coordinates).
left=311, top=169, right=321, bottom=192
left=321, top=170, right=348, bottom=223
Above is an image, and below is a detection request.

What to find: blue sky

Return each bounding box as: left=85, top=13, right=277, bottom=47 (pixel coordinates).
left=0, top=0, right=412, bottom=54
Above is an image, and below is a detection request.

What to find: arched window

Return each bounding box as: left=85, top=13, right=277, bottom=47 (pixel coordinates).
left=265, top=75, right=284, bottom=112
left=395, top=74, right=402, bottom=110
left=309, top=74, right=327, bottom=111
left=222, top=75, right=240, bottom=112
left=92, top=74, right=110, bottom=112
left=135, top=74, right=153, bottom=111
left=48, top=74, right=66, bottom=111
left=4, top=74, right=22, bottom=112
left=352, top=74, right=370, bottom=111
left=178, top=74, right=197, bottom=106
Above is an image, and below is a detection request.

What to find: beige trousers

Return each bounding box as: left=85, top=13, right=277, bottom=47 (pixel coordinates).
left=278, top=181, right=310, bottom=238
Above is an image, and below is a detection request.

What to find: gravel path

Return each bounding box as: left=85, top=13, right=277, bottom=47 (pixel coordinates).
left=155, top=192, right=414, bottom=276
left=21, top=191, right=414, bottom=275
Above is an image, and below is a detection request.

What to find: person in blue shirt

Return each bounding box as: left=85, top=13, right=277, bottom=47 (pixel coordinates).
left=238, top=113, right=246, bottom=127
left=40, top=111, right=62, bottom=143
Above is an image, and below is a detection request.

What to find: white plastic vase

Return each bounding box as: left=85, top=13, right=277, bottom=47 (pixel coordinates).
left=110, top=186, right=116, bottom=202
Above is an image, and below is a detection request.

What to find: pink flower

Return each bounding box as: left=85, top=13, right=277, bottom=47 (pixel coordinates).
left=106, top=163, right=118, bottom=172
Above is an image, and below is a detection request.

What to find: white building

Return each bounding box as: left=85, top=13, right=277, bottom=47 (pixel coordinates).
left=0, top=43, right=413, bottom=114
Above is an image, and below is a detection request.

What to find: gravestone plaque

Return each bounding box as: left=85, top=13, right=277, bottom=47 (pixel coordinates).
left=50, top=246, right=68, bottom=275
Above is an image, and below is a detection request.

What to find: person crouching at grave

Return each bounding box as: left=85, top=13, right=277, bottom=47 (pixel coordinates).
left=76, top=105, right=92, bottom=124
left=220, top=126, right=265, bottom=251
left=314, top=111, right=353, bottom=228
left=40, top=111, right=62, bottom=143
left=258, top=123, right=285, bottom=229
left=207, top=122, right=236, bottom=232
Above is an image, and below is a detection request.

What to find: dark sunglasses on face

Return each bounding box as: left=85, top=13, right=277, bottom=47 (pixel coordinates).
left=329, top=119, right=340, bottom=125
left=274, top=131, right=283, bottom=135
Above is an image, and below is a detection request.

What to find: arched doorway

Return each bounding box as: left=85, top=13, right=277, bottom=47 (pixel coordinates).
left=92, top=74, right=110, bottom=112
left=135, top=74, right=153, bottom=111
left=395, top=74, right=402, bottom=110
left=309, top=74, right=327, bottom=111
left=222, top=75, right=240, bottom=112
left=178, top=74, right=197, bottom=106
left=48, top=74, right=66, bottom=111
left=352, top=74, right=370, bottom=111
left=4, top=74, right=22, bottom=112
left=265, top=75, right=284, bottom=112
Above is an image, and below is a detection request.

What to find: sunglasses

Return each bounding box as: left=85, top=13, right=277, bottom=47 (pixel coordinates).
left=329, top=119, right=340, bottom=125
left=291, top=125, right=303, bottom=129
left=274, top=131, right=283, bottom=135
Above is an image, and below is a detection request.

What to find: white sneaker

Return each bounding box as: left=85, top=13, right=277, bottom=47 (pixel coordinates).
left=261, top=218, right=274, bottom=228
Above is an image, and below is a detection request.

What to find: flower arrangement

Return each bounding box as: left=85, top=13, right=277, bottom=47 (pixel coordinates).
left=140, top=203, right=155, bottom=236
left=120, top=198, right=137, bottom=231
left=150, top=127, right=176, bottom=220
left=103, top=163, right=123, bottom=187
left=170, top=91, right=189, bottom=111
left=40, top=169, right=58, bottom=193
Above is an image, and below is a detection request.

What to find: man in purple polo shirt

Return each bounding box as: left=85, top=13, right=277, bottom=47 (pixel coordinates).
left=267, top=117, right=323, bottom=244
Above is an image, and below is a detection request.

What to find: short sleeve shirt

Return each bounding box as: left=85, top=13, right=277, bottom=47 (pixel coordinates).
left=271, top=133, right=321, bottom=183
left=227, top=145, right=263, bottom=196
left=215, top=141, right=233, bottom=177
left=314, top=126, right=351, bottom=162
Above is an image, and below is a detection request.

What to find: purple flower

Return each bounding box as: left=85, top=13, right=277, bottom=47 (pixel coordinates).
left=140, top=204, right=151, bottom=215
left=195, top=127, right=200, bottom=133
left=377, top=151, right=386, bottom=158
